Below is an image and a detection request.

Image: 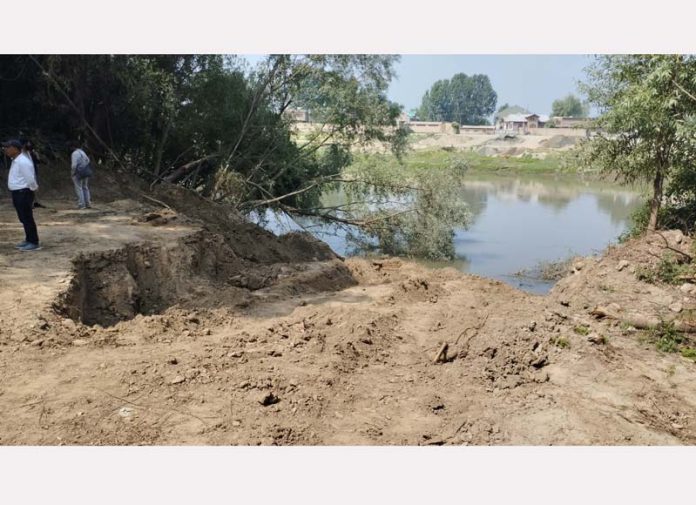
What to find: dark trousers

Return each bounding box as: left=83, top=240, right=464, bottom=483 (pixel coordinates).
left=11, top=189, right=39, bottom=245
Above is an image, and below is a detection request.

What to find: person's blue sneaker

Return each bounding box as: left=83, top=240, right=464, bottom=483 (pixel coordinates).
left=15, top=241, right=29, bottom=249
left=19, top=243, right=42, bottom=252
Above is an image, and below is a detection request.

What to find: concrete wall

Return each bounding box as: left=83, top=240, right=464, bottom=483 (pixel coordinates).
left=408, top=121, right=452, bottom=134
left=460, top=126, right=495, bottom=135
left=528, top=127, right=588, bottom=137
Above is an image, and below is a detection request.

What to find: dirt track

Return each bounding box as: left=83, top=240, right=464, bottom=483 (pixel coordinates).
left=1, top=193, right=696, bottom=445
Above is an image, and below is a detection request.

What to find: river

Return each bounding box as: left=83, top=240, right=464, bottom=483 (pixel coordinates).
left=254, top=172, right=644, bottom=294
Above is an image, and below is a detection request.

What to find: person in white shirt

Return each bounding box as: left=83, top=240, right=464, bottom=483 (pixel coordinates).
left=2, top=139, right=40, bottom=251
left=69, top=141, right=92, bottom=209
left=21, top=139, right=45, bottom=209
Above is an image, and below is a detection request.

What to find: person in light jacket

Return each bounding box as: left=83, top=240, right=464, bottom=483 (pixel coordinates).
left=69, top=141, right=92, bottom=209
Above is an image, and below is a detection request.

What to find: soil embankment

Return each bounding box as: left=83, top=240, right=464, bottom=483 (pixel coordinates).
left=1, top=182, right=695, bottom=445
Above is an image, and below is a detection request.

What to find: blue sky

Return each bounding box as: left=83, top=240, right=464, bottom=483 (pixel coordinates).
left=389, top=55, right=593, bottom=115
left=242, top=55, right=594, bottom=115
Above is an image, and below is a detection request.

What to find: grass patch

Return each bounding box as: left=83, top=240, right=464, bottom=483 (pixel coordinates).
left=573, top=325, right=590, bottom=336
left=635, top=254, right=694, bottom=285
left=514, top=257, right=572, bottom=282
left=346, top=149, right=572, bottom=177
left=645, top=321, right=691, bottom=354
left=551, top=336, right=570, bottom=349
left=680, top=347, right=696, bottom=361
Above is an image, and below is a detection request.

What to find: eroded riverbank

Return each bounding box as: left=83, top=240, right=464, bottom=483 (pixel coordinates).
left=0, top=191, right=694, bottom=445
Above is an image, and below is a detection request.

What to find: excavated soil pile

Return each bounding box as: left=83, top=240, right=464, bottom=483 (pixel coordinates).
left=1, top=181, right=696, bottom=445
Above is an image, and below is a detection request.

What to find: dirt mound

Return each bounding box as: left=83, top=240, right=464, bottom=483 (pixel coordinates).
left=53, top=229, right=354, bottom=328
left=3, top=169, right=696, bottom=445
left=539, top=135, right=579, bottom=149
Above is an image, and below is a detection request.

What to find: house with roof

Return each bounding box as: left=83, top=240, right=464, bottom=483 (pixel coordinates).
left=497, top=113, right=549, bottom=133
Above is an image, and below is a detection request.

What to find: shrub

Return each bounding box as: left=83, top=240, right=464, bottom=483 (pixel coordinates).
left=648, top=321, right=688, bottom=353
left=573, top=325, right=590, bottom=336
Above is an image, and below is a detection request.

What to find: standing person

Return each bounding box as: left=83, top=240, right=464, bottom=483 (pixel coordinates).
left=2, top=139, right=41, bottom=251
left=69, top=141, right=92, bottom=209
left=21, top=139, right=45, bottom=209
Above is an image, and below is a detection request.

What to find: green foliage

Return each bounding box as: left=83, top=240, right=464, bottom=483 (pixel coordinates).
left=573, top=325, right=590, bottom=336
left=351, top=149, right=566, bottom=175
left=681, top=347, right=696, bottom=361
left=417, top=73, right=497, bottom=124
left=0, top=54, right=406, bottom=218
left=339, top=154, right=471, bottom=260
left=551, top=94, right=588, bottom=117
left=635, top=253, right=691, bottom=285
left=647, top=321, right=688, bottom=353
left=578, top=55, right=696, bottom=231
left=551, top=336, right=570, bottom=349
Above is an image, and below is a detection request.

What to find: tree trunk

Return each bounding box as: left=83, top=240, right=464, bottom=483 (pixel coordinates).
left=163, top=155, right=218, bottom=184
left=648, top=167, right=664, bottom=231
left=153, top=120, right=171, bottom=178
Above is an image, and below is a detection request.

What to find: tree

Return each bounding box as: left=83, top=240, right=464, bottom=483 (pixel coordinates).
left=551, top=94, right=588, bottom=117
left=579, top=55, right=696, bottom=231
left=417, top=73, right=497, bottom=124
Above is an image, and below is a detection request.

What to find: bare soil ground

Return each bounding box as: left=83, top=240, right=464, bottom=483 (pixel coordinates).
left=1, top=185, right=696, bottom=445
left=403, top=132, right=581, bottom=157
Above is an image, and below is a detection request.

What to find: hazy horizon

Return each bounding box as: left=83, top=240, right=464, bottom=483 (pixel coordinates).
left=242, top=54, right=593, bottom=116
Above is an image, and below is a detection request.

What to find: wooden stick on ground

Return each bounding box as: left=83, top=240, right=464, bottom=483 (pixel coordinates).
left=432, top=342, right=449, bottom=364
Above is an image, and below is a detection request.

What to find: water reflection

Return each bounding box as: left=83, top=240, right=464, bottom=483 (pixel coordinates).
left=251, top=172, right=643, bottom=294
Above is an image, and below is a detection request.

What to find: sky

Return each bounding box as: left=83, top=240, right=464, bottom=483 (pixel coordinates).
left=389, top=55, right=593, bottom=115
left=242, top=54, right=594, bottom=116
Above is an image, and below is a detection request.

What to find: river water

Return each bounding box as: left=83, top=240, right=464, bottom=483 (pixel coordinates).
left=254, top=172, right=644, bottom=294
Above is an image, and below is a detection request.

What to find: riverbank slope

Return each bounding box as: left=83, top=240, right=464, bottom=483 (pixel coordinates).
left=0, top=178, right=695, bottom=445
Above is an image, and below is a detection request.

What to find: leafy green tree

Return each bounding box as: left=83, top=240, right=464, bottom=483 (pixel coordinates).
left=551, top=94, right=588, bottom=117
left=417, top=73, right=497, bottom=124
left=579, top=55, right=696, bottom=231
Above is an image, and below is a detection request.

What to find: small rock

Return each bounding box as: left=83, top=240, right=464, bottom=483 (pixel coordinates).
left=680, top=283, right=696, bottom=295
left=360, top=338, right=373, bottom=345
left=184, top=369, right=200, bottom=380
left=202, top=328, right=212, bottom=336
left=587, top=333, right=605, bottom=345
left=232, top=420, right=242, bottom=427
left=670, top=303, right=683, bottom=313
left=72, top=339, right=88, bottom=347
left=258, top=392, right=280, bottom=406
left=528, top=321, right=537, bottom=332
left=573, top=261, right=584, bottom=271
left=32, top=316, right=50, bottom=331
left=617, top=260, right=630, bottom=272
left=31, top=339, right=45, bottom=347
left=671, top=423, right=684, bottom=430
left=118, top=407, right=134, bottom=418
left=61, top=318, right=77, bottom=331
left=228, top=351, right=243, bottom=358
left=530, top=355, right=548, bottom=368
left=170, top=375, right=186, bottom=385
left=187, top=316, right=200, bottom=324
left=268, top=350, right=283, bottom=357
left=560, top=299, right=570, bottom=307
left=481, top=347, right=497, bottom=359
left=238, top=381, right=251, bottom=389
left=168, top=357, right=178, bottom=365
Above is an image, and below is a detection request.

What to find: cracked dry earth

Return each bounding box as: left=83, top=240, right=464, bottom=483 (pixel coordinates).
left=1, top=197, right=696, bottom=445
